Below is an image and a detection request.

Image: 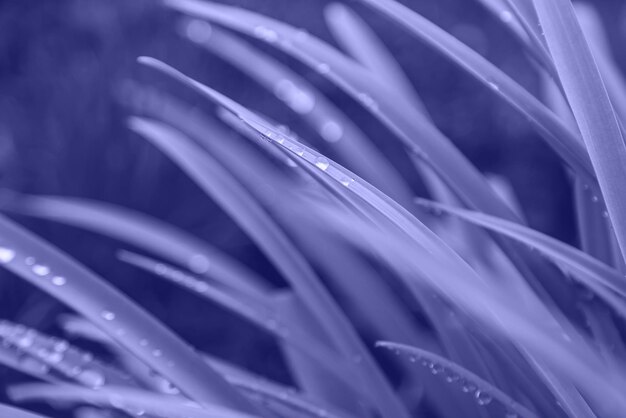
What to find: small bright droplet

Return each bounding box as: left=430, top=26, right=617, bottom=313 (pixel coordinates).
left=254, top=26, right=278, bottom=43
left=340, top=177, right=354, bottom=187
left=79, top=369, right=106, bottom=388
left=316, top=63, right=330, bottom=74
left=188, top=254, right=210, bottom=274
left=185, top=19, right=212, bottom=43
left=101, top=311, right=116, bottom=321
left=0, top=247, right=15, bottom=263
left=314, top=157, right=330, bottom=171
left=499, top=10, right=513, bottom=23
left=32, top=265, right=50, bottom=276
left=320, top=121, right=343, bottom=142
left=475, top=390, right=492, bottom=406
left=51, top=276, right=67, bottom=286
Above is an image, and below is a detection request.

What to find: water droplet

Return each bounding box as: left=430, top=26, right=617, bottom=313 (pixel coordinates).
left=316, top=63, right=330, bottom=74
left=254, top=26, right=279, bottom=43
left=185, top=19, right=212, bottom=43
left=408, top=356, right=417, bottom=363
left=24, top=257, right=35, bottom=266
left=79, top=369, right=106, bottom=388
left=339, top=177, right=354, bottom=187
left=274, top=79, right=315, bottom=114
left=430, top=363, right=444, bottom=375
left=101, top=311, right=116, bottom=321
left=488, top=81, right=500, bottom=91
left=0, top=247, right=15, bottom=263
left=602, top=210, right=609, bottom=218
left=32, top=264, right=51, bottom=276
left=320, top=121, right=343, bottom=142
left=461, top=380, right=477, bottom=393
left=591, top=195, right=599, bottom=203
left=357, top=93, right=379, bottom=111
left=51, top=276, right=67, bottom=286
left=314, top=156, right=330, bottom=171
left=499, top=10, right=514, bottom=23
left=475, top=390, right=492, bottom=405
left=445, top=372, right=460, bottom=383
left=188, top=254, right=210, bottom=274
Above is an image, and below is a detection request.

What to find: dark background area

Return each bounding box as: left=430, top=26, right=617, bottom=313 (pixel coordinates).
left=0, top=0, right=624, bottom=414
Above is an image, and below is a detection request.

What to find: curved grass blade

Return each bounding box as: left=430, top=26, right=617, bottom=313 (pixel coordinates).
left=161, top=0, right=578, bottom=224
left=1, top=193, right=269, bottom=297
left=128, top=116, right=411, bottom=418
left=179, top=19, right=414, bottom=205
left=0, top=403, right=51, bottom=418
left=0, top=214, right=257, bottom=413
left=116, top=250, right=357, bottom=389
left=0, top=320, right=133, bottom=389
left=377, top=341, right=539, bottom=418
left=351, top=0, right=594, bottom=183
left=532, top=0, right=626, bottom=264
left=415, top=199, right=626, bottom=316
left=8, top=384, right=256, bottom=418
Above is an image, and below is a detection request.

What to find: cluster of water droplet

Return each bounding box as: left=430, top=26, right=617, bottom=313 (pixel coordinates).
left=0, top=247, right=67, bottom=287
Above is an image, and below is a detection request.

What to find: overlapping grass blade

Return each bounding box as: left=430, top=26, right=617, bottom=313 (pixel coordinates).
left=1, top=193, right=269, bottom=296
left=532, top=0, right=626, bottom=264
left=178, top=19, right=413, bottom=205
left=8, top=384, right=255, bottom=418
left=415, top=199, right=626, bottom=316
left=0, top=403, right=51, bottom=418
left=377, top=341, right=539, bottom=418
left=128, top=116, right=411, bottom=418
left=0, top=214, right=256, bottom=413
left=351, top=0, right=593, bottom=182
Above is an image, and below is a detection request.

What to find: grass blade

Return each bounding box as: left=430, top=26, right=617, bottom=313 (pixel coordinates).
left=0, top=214, right=256, bottom=413
left=532, top=0, right=626, bottom=264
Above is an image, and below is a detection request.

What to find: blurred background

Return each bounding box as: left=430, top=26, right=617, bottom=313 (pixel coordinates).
left=0, top=0, right=624, bottom=414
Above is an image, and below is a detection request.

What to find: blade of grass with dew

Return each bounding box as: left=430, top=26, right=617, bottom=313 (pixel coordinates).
left=117, top=250, right=358, bottom=391
left=128, top=116, right=412, bottom=418
left=0, top=403, right=52, bottom=418
left=8, top=384, right=256, bottom=418
left=248, top=120, right=573, bottom=410
left=179, top=20, right=414, bottom=206
left=0, top=214, right=259, bottom=414
left=0, top=193, right=269, bottom=296
left=139, top=95, right=435, bottom=370
left=314, top=205, right=626, bottom=416
left=377, top=342, right=539, bottom=418
left=158, top=7, right=597, bottom=321
left=136, top=56, right=580, bottom=407
left=325, top=3, right=496, bottom=266
left=0, top=338, right=58, bottom=384
left=161, top=0, right=595, bottom=217
left=532, top=0, right=626, bottom=264
left=0, top=321, right=136, bottom=389
left=415, top=199, right=626, bottom=316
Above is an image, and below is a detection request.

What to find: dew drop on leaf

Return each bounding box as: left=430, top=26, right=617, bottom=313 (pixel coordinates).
left=0, top=247, right=15, bottom=263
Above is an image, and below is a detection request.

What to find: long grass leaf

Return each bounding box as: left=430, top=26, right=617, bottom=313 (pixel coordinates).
left=0, top=214, right=256, bottom=413
left=532, top=0, right=626, bottom=264
left=377, top=341, right=539, bottom=418
left=0, top=403, right=52, bottom=418
left=128, top=116, right=411, bottom=418
left=8, top=384, right=255, bottom=418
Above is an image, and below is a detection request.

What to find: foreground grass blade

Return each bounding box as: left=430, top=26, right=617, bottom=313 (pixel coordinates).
left=129, top=116, right=412, bottom=418
left=353, top=0, right=594, bottom=183
left=0, top=214, right=257, bottom=413
left=2, top=193, right=269, bottom=296
left=416, top=199, right=626, bottom=315
left=9, top=384, right=256, bottom=418
left=0, top=403, right=51, bottom=418
left=377, top=342, right=539, bottom=418
left=532, top=0, right=626, bottom=264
